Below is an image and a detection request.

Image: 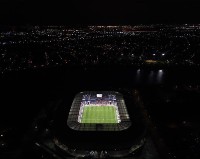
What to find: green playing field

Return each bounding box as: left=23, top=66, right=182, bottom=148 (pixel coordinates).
left=81, top=105, right=118, bottom=123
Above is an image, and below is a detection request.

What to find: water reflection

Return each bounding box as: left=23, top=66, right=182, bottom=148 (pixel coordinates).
left=135, top=69, right=141, bottom=83
left=157, top=69, right=164, bottom=84
left=134, top=69, right=164, bottom=85
left=148, top=70, right=154, bottom=84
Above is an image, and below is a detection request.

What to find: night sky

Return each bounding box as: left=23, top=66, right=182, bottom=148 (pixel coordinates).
left=0, top=0, right=200, bottom=25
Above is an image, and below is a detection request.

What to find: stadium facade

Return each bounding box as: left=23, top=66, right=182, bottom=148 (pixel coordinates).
left=67, top=91, right=131, bottom=131
left=52, top=90, right=146, bottom=158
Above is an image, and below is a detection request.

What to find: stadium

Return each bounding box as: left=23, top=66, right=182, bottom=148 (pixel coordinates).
left=67, top=91, right=131, bottom=131
left=52, top=91, right=147, bottom=158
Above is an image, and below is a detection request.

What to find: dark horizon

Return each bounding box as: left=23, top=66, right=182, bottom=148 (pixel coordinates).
left=0, top=0, right=200, bottom=25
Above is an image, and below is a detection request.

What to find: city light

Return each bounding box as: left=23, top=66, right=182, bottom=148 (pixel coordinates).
left=0, top=25, right=199, bottom=74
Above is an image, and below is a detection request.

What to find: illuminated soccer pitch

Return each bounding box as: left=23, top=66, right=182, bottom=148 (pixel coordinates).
left=80, top=105, right=118, bottom=123
left=67, top=91, right=131, bottom=131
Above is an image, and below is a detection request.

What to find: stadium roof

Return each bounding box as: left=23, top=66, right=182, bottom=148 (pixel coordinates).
left=53, top=90, right=146, bottom=151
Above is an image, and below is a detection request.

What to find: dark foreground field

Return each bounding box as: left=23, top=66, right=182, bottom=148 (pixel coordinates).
left=1, top=66, right=200, bottom=159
